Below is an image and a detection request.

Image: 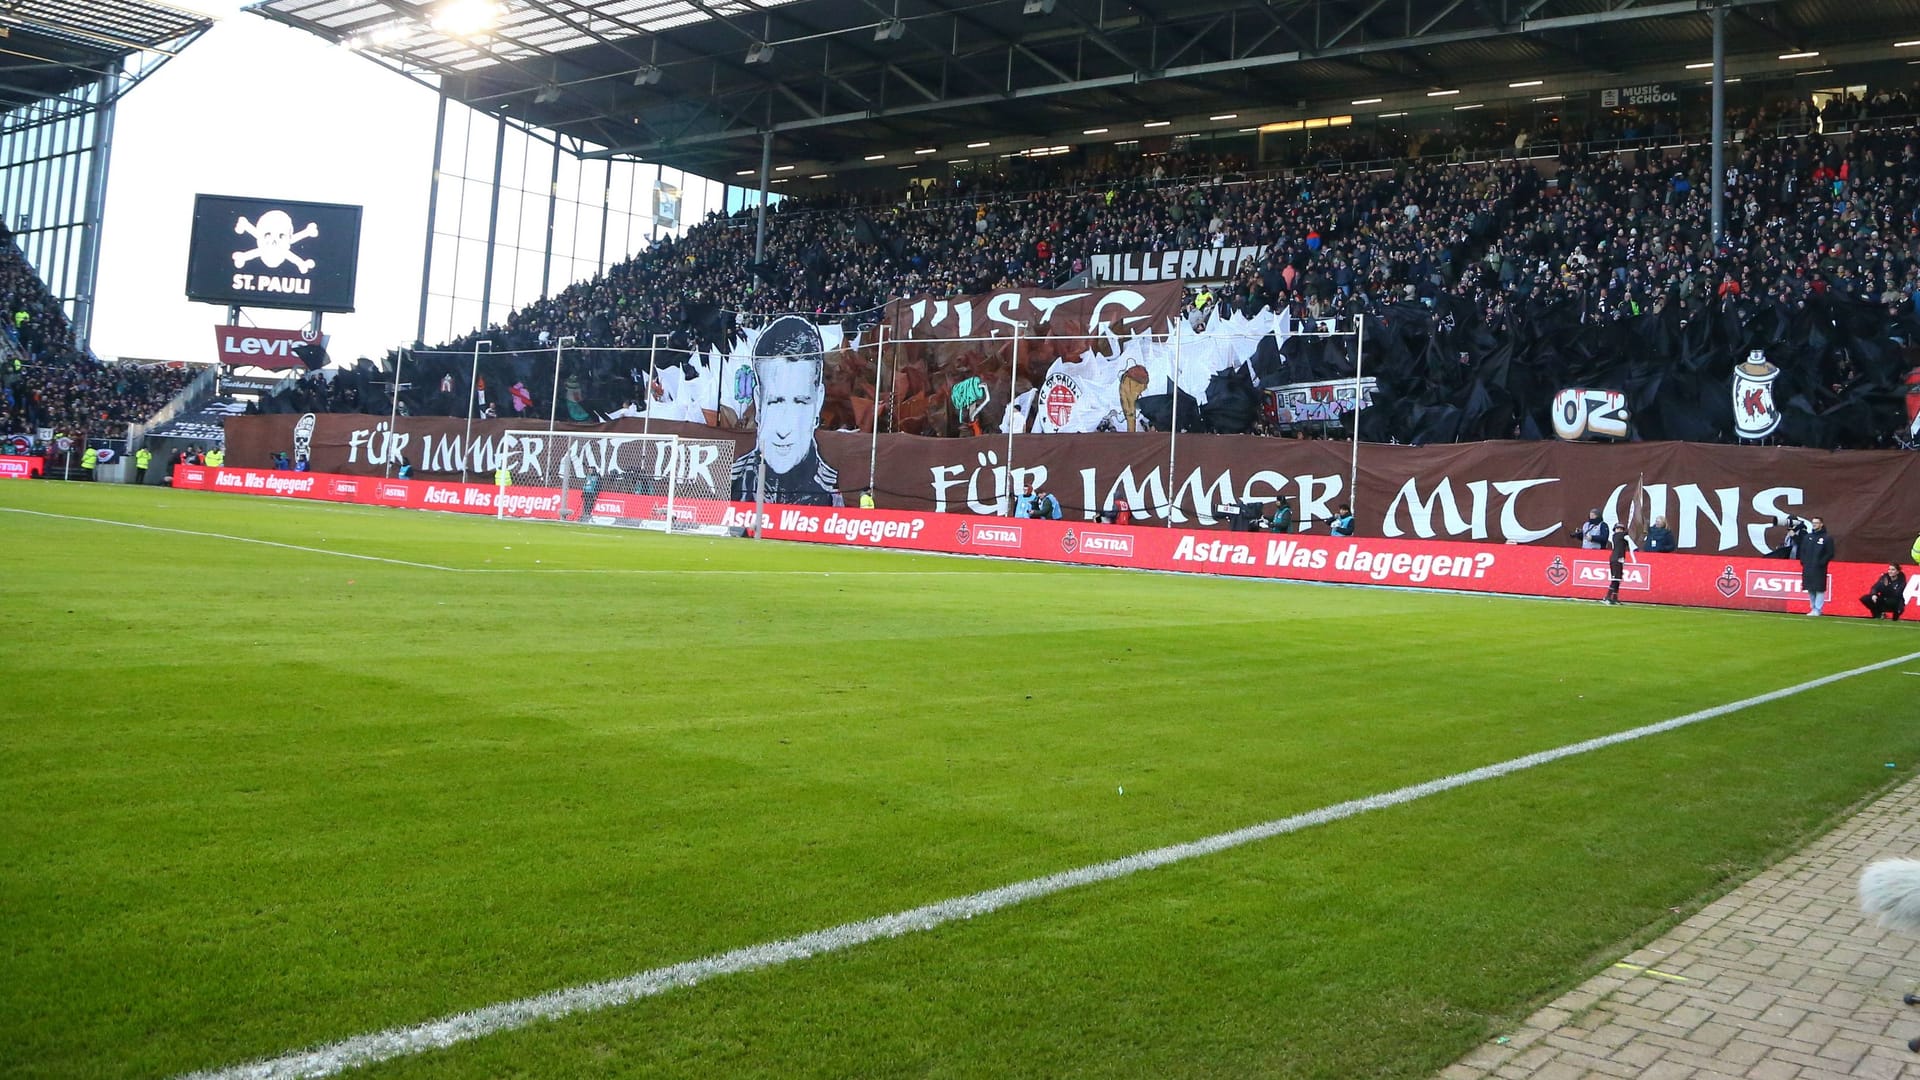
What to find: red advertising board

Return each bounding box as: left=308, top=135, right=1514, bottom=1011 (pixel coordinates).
left=0, top=455, right=45, bottom=479
left=173, top=465, right=1914, bottom=620
left=211, top=324, right=325, bottom=370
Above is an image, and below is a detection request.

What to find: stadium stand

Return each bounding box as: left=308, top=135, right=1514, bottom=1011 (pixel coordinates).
left=0, top=226, right=196, bottom=453
left=265, top=87, right=1920, bottom=450
left=141, top=397, right=245, bottom=445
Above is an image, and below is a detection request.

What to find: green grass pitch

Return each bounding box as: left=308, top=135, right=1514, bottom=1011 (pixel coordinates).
left=2, top=481, right=1917, bottom=1079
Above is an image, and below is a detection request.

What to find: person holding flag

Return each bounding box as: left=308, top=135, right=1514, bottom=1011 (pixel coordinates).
left=1604, top=521, right=1636, bottom=606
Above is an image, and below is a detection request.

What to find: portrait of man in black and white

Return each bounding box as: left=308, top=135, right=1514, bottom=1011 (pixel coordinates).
left=730, top=314, right=840, bottom=506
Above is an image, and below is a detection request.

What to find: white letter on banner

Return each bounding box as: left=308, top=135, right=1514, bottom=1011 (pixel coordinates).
left=1492, top=478, right=1561, bottom=543
left=1383, top=477, right=1470, bottom=539
left=1675, top=484, right=1740, bottom=551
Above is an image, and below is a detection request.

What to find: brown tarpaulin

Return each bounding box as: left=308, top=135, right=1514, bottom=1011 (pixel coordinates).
left=225, top=412, right=1920, bottom=564
left=873, top=283, right=1186, bottom=436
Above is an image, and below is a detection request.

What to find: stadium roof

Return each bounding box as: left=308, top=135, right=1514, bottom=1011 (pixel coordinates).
left=247, top=0, right=1920, bottom=181
left=0, top=0, right=213, bottom=114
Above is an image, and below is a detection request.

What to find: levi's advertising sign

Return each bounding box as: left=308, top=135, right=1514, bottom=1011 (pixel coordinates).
left=213, top=325, right=326, bottom=369
left=185, top=194, right=363, bottom=313
left=173, top=465, right=1898, bottom=619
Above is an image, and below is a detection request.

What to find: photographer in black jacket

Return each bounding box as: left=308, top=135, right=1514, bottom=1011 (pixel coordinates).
left=1862, top=564, right=1908, bottom=621
left=1571, top=508, right=1608, bottom=549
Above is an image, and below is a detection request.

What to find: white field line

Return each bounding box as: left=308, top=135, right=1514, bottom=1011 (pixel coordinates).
left=0, top=509, right=1021, bottom=576
left=178, top=648, right=1920, bottom=1080
left=0, top=508, right=462, bottom=572
left=460, top=568, right=1020, bottom=575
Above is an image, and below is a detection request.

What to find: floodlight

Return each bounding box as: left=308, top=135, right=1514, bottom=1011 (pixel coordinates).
left=430, top=0, right=499, bottom=38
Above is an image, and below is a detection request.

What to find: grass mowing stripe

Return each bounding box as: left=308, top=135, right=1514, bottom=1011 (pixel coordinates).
left=0, top=506, right=1053, bottom=577
left=0, top=508, right=463, bottom=572
left=176, top=647, right=1920, bottom=1080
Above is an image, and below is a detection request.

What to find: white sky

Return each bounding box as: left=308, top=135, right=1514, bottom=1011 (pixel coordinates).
left=91, top=1, right=437, bottom=365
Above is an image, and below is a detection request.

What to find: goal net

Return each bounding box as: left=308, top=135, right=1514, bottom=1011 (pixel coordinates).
left=494, top=431, right=737, bottom=534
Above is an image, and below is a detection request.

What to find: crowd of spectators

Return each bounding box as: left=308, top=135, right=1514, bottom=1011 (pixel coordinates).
left=0, top=228, right=194, bottom=446
left=327, top=82, right=1920, bottom=447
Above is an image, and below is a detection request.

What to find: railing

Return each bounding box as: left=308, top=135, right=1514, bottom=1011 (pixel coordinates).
left=126, top=363, right=220, bottom=447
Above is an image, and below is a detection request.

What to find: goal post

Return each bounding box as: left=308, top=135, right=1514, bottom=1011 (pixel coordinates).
left=494, top=430, right=737, bottom=534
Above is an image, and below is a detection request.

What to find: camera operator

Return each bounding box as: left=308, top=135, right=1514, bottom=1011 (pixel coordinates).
left=1571, top=508, right=1608, bottom=549
left=1328, top=504, right=1356, bottom=537
left=1267, top=496, right=1296, bottom=534
left=1032, top=484, right=1062, bottom=521
left=1862, top=564, right=1908, bottom=621
left=1799, top=516, right=1835, bottom=617
left=1765, top=515, right=1809, bottom=560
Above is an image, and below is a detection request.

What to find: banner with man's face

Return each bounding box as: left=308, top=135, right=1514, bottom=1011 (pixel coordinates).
left=730, top=315, right=838, bottom=504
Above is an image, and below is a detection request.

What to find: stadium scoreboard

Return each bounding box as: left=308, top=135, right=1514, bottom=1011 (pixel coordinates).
left=185, top=194, right=363, bottom=313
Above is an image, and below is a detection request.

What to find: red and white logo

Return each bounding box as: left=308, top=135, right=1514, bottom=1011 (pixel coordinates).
left=0, top=457, right=33, bottom=479
left=378, top=483, right=409, bottom=501
left=328, top=478, right=359, bottom=497
left=1571, top=561, right=1651, bottom=591
left=212, top=324, right=325, bottom=370
left=181, top=467, right=207, bottom=485
left=1744, top=567, right=1806, bottom=598
left=971, top=524, right=1023, bottom=549
left=1041, top=371, right=1082, bottom=428
left=1079, top=530, right=1135, bottom=558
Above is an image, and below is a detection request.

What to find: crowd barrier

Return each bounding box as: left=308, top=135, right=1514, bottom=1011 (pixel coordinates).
left=171, top=464, right=1916, bottom=620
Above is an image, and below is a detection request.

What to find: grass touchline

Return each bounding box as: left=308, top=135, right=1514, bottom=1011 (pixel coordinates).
left=178, top=648, right=1920, bottom=1080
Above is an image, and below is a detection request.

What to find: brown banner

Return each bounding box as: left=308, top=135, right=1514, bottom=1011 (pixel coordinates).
left=874, top=284, right=1185, bottom=436
left=225, top=413, right=1920, bottom=564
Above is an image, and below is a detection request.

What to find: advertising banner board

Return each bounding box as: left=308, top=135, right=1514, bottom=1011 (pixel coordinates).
left=174, top=464, right=1914, bottom=620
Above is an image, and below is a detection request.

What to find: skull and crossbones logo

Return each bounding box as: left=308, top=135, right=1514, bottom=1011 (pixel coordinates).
left=233, top=210, right=319, bottom=274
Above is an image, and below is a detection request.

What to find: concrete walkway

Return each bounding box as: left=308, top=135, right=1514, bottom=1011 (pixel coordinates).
left=1444, top=776, right=1920, bottom=1080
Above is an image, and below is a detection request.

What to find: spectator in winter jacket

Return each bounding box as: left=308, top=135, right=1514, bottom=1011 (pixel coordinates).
left=1643, top=516, right=1677, bottom=552
left=1572, top=508, right=1609, bottom=548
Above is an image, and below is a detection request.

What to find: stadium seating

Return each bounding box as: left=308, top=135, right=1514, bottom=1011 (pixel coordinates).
left=300, top=89, right=1920, bottom=448
left=0, top=226, right=194, bottom=448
